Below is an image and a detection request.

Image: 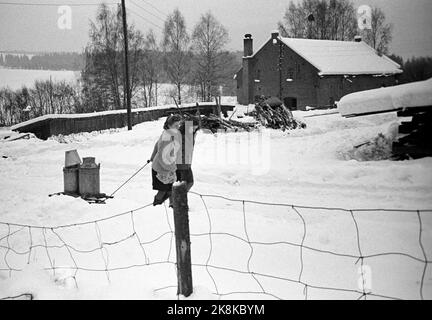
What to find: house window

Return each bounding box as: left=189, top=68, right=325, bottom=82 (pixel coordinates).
left=255, top=69, right=261, bottom=82
left=287, top=68, right=294, bottom=81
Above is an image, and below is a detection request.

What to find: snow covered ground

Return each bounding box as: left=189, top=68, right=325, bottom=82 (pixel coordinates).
left=0, top=109, right=431, bottom=300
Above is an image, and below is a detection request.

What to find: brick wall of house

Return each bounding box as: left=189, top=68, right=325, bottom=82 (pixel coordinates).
left=235, top=68, right=243, bottom=103
left=280, top=45, right=320, bottom=109
left=246, top=39, right=320, bottom=109
left=316, top=75, right=398, bottom=107
left=242, top=56, right=255, bottom=104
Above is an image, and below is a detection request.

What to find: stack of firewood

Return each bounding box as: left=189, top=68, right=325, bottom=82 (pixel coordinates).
left=392, top=106, right=432, bottom=159
left=182, top=113, right=257, bottom=133
left=176, top=98, right=306, bottom=133
left=254, top=103, right=306, bottom=131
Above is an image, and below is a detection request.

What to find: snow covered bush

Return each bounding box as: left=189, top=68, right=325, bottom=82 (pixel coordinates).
left=345, top=133, right=393, bottom=161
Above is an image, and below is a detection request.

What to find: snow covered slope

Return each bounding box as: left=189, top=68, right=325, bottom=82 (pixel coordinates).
left=1, top=111, right=431, bottom=299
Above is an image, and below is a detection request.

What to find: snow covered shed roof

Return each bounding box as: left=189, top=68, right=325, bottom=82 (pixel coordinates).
left=279, top=37, right=402, bottom=76
left=337, top=78, right=432, bottom=117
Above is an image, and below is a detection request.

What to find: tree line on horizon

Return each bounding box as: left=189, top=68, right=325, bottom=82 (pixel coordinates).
left=0, top=52, right=84, bottom=71
left=278, top=0, right=392, bottom=54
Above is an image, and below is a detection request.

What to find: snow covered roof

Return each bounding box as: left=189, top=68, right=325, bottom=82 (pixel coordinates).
left=241, top=36, right=400, bottom=76
left=279, top=37, right=402, bottom=76
left=337, top=78, right=432, bottom=117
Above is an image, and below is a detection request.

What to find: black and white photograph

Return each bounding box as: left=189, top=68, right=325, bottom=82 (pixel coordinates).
left=0, top=0, right=431, bottom=306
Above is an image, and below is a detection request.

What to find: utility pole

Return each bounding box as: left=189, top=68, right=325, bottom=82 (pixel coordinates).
left=121, top=0, right=132, bottom=130
left=272, top=32, right=283, bottom=101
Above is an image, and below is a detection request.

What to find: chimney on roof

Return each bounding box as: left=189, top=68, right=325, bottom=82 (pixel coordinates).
left=271, top=30, right=279, bottom=40
left=244, top=34, right=253, bottom=57
left=354, top=35, right=362, bottom=42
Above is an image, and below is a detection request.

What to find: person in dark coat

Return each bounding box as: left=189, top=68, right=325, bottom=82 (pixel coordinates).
left=149, top=114, right=182, bottom=206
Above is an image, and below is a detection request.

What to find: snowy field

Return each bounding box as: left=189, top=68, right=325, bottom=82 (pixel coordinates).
left=0, top=109, right=431, bottom=300
left=0, top=67, right=80, bottom=90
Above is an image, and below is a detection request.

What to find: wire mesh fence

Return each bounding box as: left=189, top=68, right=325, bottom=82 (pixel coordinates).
left=0, top=191, right=431, bottom=300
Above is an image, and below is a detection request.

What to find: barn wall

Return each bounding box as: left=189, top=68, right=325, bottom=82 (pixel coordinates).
left=316, top=75, right=398, bottom=107
left=280, top=45, right=319, bottom=109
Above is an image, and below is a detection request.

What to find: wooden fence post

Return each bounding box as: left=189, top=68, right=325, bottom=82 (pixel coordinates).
left=172, top=181, right=193, bottom=297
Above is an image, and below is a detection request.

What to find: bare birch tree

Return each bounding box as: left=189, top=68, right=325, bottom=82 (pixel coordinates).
left=82, top=3, right=144, bottom=111
left=162, top=8, right=190, bottom=105
left=278, top=0, right=357, bottom=41
left=192, top=11, right=229, bottom=102
left=140, top=29, right=161, bottom=107
left=361, top=7, right=393, bottom=55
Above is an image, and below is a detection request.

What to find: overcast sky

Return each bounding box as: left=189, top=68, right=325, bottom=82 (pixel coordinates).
left=0, top=0, right=431, bottom=59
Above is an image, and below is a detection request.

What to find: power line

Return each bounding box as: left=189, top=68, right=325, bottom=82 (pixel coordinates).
left=0, top=1, right=118, bottom=6
left=0, top=1, right=166, bottom=33
left=137, top=0, right=168, bottom=20
left=130, top=0, right=194, bottom=35
left=129, top=0, right=165, bottom=24
left=127, top=6, right=164, bottom=31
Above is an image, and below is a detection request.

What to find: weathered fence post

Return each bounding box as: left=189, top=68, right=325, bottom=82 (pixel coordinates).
left=172, top=181, right=193, bottom=297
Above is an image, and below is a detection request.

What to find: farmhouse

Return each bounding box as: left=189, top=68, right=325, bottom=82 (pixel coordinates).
left=235, top=31, right=403, bottom=110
